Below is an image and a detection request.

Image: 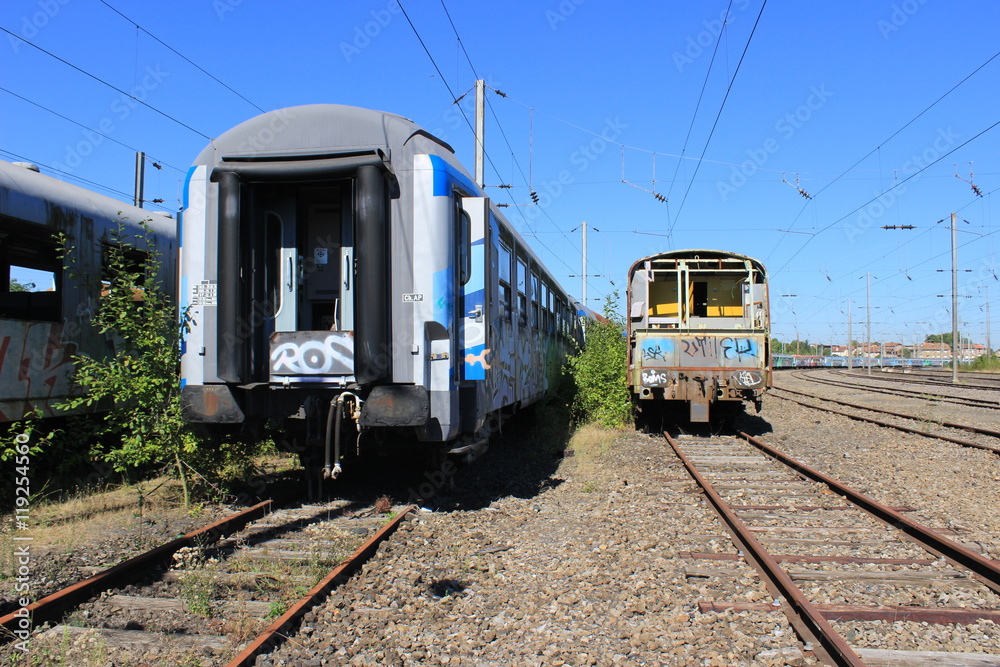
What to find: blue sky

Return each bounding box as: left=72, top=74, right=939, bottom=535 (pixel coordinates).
left=2, top=0, right=998, bottom=348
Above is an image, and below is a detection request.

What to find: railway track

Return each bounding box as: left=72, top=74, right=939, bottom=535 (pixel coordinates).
left=833, top=368, right=1000, bottom=392
left=666, top=430, right=1000, bottom=666
left=1, top=500, right=414, bottom=665
left=770, top=386, right=1000, bottom=455
left=799, top=370, right=1000, bottom=411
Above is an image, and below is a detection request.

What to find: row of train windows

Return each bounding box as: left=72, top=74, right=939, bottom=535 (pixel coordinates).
left=496, top=238, right=575, bottom=339
left=1, top=236, right=148, bottom=322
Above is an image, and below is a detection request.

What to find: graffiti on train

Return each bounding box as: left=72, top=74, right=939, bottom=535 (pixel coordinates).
left=270, top=332, right=355, bottom=375
left=640, top=335, right=761, bottom=367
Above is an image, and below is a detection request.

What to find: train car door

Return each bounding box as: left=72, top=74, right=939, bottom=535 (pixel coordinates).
left=265, top=183, right=356, bottom=384
left=458, top=196, right=489, bottom=432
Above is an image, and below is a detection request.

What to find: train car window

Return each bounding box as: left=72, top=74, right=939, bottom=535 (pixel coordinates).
left=516, top=256, right=528, bottom=327
left=456, top=201, right=471, bottom=286
left=705, top=276, right=743, bottom=317
left=100, top=244, right=149, bottom=306
left=648, top=274, right=680, bottom=318
left=264, top=212, right=282, bottom=317
left=541, top=282, right=550, bottom=333
left=498, top=240, right=512, bottom=320
left=530, top=269, right=540, bottom=330
left=2, top=265, right=61, bottom=321
left=1, top=234, right=62, bottom=321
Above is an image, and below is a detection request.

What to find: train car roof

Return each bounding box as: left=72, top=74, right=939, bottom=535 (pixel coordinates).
left=193, top=104, right=455, bottom=167
left=194, top=104, right=576, bottom=303
left=0, top=159, right=174, bottom=237
left=627, top=248, right=766, bottom=279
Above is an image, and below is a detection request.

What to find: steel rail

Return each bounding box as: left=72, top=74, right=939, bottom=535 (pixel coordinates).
left=664, top=432, right=866, bottom=667
left=0, top=500, right=272, bottom=638
left=772, top=389, right=1000, bottom=455
left=831, top=368, right=1000, bottom=391
left=801, top=372, right=1000, bottom=411
left=777, top=386, right=1000, bottom=438
left=225, top=505, right=416, bottom=667
left=738, top=431, right=1000, bottom=595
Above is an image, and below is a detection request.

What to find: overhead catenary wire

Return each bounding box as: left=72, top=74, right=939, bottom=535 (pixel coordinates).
left=408, top=0, right=608, bottom=302
left=0, top=86, right=186, bottom=175
left=0, top=26, right=211, bottom=140
left=98, top=0, right=266, bottom=114
left=0, top=148, right=176, bottom=214
left=668, top=0, right=768, bottom=236
left=770, top=47, right=1000, bottom=259
left=665, top=0, right=734, bottom=208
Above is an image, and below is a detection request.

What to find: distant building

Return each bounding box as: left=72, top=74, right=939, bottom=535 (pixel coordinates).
left=881, top=342, right=905, bottom=357
left=962, top=343, right=988, bottom=361
left=828, top=345, right=848, bottom=357
left=912, top=342, right=951, bottom=359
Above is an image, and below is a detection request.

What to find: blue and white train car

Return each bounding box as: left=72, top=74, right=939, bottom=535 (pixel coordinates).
left=179, top=105, right=581, bottom=477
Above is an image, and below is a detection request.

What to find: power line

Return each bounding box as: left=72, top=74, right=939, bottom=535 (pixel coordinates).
left=668, top=0, right=768, bottom=235
left=0, top=85, right=186, bottom=174
left=98, top=0, right=265, bottom=114
left=0, top=148, right=175, bottom=214
left=436, top=1, right=607, bottom=296
left=665, top=0, right=734, bottom=208
left=772, top=47, right=1000, bottom=253
left=775, top=118, right=1000, bottom=277
left=0, top=25, right=211, bottom=140
left=399, top=1, right=608, bottom=302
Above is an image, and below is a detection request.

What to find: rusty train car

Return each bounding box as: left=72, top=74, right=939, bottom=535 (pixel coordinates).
left=626, top=249, right=771, bottom=424
left=0, top=159, right=176, bottom=422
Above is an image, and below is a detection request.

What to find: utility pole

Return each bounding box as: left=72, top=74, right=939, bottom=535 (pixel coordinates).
left=581, top=222, right=588, bottom=307
left=860, top=274, right=874, bottom=377
left=951, top=212, right=959, bottom=383
left=984, top=286, right=992, bottom=357
left=134, top=151, right=145, bottom=208
left=474, top=79, right=485, bottom=189
left=847, top=298, right=853, bottom=372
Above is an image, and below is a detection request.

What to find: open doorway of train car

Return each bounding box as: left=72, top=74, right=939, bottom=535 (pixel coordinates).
left=237, top=181, right=357, bottom=384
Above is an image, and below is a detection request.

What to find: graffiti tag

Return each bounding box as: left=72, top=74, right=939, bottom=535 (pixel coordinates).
left=641, top=370, right=670, bottom=386
left=271, top=334, right=354, bottom=375
left=642, top=344, right=667, bottom=362
left=721, top=337, right=757, bottom=361
left=732, top=370, right=763, bottom=388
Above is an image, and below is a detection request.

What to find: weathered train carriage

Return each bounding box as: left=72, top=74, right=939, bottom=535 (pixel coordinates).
left=627, top=249, right=770, bottom=423
left=179, top=104, right=581, bottom=475
left=0, top=159, right=177, bottom=421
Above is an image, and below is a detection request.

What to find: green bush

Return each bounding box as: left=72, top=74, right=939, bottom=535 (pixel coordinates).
left=56, top=219, right=199, bottom=503
left=566, top=295, right=631, bottom=428
left=968, top=354, right=1000, bottom=371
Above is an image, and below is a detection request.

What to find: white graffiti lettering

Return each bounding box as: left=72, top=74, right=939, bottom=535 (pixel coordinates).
left=271, top=335, right=354, bottom=375
left=642, top=370, right=670, bottom=386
